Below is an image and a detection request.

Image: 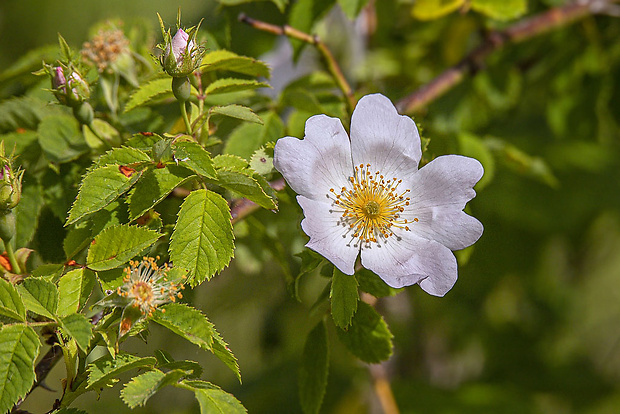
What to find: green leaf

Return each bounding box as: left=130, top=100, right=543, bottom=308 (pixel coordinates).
left=411, top=0, right=465, bottom=20
left=225, top=111, right=284, bottom=160
left=86, top=224, right=161, bottom=271
left=212, top=331, right=241, bottom=382
left=458, top=132, right=495, bottom=190
left=60, top=313, right=93, bottom=353
left=336, top=301, right=393, bottom=363
left=204, top=78, right=269, bottom=96
left=158, top=360, right=203, bottom=379
left=94, top=146, right=152, bottom=169
left=172, top=141, right=217, bottom=179
left=121, top=369, right=165, bottom=408
left=0, top=278, right=26, bottom=321
left=125, top=132, right=164, bottom=151
left=38, top=114, right=89, bottom=163
left=16, top=278, right=58, bottom=320
left=330, top=268, right=359, bottom=329
left=213, top=154, right=250, bottom=171
left=183, top=380, right=247, bottom=414
left=202, top=50, right=270, bottom=78
left=210, top=104, right=263, bottom=124
left=124, top=78, right=171, bottom=113
left=66, top=165, right=141, bottom=225
left=151, top=303, right=215, bottom=351
left=170, top=189, right=234, bottom=286
left=62, top=226, right=91, bottom=260
left=128, top=165, right=196, bottom=220
left=0, top=325, right=40, bottom=414
left=299, top=320, right=329, bottom=414
left=356, top=269, right=401, bottom=298
left=337, top=0, right=370, bottom=19
left=249, top=145, right=275, bottom=176
left=471, top=0, right=526, bottom=20
left=281, top=89, right=325, bottom=114
left=57, top=268, right=96, bottom=317
left=14, top=182, right=45, bottom=248
left=87, top=353, right=157, bottom=391
left=83, top=119, right=121, bottom=150
left=0, top=96, right=47, bottom=132
left=57, top=33, right=72, bottom=61
left=216, top=170, right=277, bottom=210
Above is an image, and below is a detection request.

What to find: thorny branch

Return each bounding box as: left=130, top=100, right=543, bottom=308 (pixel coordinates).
left=396, top=0, right=620, bottom=114
left=238, top=13, right=356, bottom=115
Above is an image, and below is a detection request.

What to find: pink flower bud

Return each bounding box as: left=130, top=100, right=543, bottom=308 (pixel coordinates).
left=170, top=29, right=195, bottom=65
left=160, top=27, right=204, bottom=77
left=51, top=67, right=67, bottom=92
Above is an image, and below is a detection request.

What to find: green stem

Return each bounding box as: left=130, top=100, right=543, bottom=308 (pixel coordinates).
left=4, top=240, right=20, bottom=274
left=179, top=101, right=193, bottom=135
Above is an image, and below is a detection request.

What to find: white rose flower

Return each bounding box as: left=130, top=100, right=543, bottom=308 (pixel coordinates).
left=274, top=93, right=484, bottom=296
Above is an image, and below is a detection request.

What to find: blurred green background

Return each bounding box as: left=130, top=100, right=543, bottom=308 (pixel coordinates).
left=2, top=0, right=620, bottom=413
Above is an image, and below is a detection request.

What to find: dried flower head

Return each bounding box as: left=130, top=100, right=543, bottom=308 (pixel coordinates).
left=81, top=25, right=130, bottom=73
left=116, top=256, right=185, bottom=318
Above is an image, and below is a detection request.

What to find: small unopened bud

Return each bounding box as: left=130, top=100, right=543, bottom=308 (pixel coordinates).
left=0, top=164, right=23, bottom=211
left=52, top=67, right=66, bottom=91
left=158, top=23, right=205, bottom=78
left=48, top=65, right=90, bottom=107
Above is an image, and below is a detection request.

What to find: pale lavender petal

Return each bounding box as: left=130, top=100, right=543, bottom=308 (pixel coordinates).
left=360, top=233, right=457, bottom=296
left=171, top=29, right=190, bottom=63
left=274, top=114, right=353, bottom=201
left=350, top=93, right=421, bottom=180
left=297, top=196, right=359, bottom=275
left=408, top=155, right=483, bottom=210
left=408, top=208, right=483, bottom=251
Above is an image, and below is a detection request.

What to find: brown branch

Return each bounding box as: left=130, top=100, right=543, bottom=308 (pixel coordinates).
left=396, top=0, right=618, bottom=114
left=238, top=13, right=356, bottom=115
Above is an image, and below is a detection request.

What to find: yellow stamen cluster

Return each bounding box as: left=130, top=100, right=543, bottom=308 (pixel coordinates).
left=330, top=163, right=417, bottom=245
left=81, top=26, right=130, bottom=73
left=116, top=256, right=185, bottom=317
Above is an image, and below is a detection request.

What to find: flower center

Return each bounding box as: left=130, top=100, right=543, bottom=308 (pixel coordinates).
left=117, top=257, right=186, bottom=317
left=130, top=281, right=154, bottom=304
left=330, top=163, right=417, bottom=245
left=363, top=200, right=381, bottom=218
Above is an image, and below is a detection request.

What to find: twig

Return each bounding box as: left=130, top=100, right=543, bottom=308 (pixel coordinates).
left=396, top=0, right=618, bottom=114
left=370, top=364, right=400, bottom=414
left=238, top=13, right=356, bottom=115
left=360, top=292, right=400, bottom=414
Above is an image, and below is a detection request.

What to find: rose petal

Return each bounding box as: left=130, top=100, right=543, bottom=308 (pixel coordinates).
left=360, top=233, right=457, bottom=296
left=408, top=207, right=483, bottom=251
left=297, top=196, right=359, bottom=275
left=171, top=29, right=191, bottom=63
left=274, top=114, right=353, bottom=201
left=408, top=155, right=483, bottom=211
left=350, top=93, right=421, bottom=181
